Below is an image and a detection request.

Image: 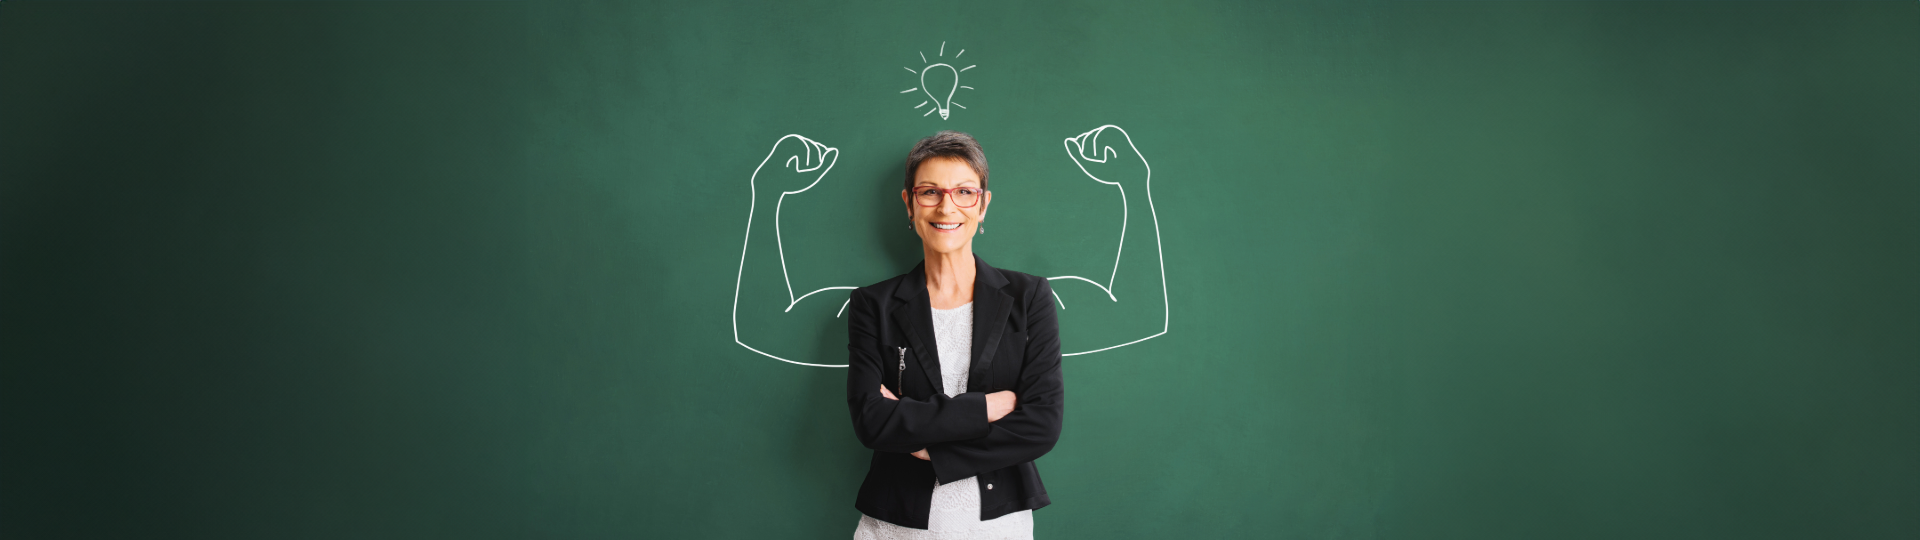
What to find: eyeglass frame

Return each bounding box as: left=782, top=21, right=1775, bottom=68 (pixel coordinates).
left=903, top=186, right=990, bottom=208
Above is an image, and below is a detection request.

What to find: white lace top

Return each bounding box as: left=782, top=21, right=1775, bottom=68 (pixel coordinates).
left=853, top=302, right=1033, bottom=540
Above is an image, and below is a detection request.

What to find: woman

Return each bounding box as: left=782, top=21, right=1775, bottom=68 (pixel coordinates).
left=845, top=131, right=1064, bottom=539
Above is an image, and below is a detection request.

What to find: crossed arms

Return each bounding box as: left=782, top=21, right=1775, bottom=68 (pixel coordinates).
left=842, top=282, right=1064, bottom=483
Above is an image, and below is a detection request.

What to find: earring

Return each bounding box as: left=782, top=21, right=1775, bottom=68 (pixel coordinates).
left=977, top=224, right=984, bottom=235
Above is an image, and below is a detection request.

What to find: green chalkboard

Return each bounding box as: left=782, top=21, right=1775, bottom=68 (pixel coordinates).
left=3, top=1, right=1916, bottom=539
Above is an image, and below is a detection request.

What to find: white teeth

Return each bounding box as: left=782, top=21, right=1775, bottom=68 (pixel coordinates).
left=932, top=223, right=960, bottom=230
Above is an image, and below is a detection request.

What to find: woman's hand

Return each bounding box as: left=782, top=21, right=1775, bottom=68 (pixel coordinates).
left=879, top=386, right=1009, bottom=459
left=987, top=390, right=1017, bottom=422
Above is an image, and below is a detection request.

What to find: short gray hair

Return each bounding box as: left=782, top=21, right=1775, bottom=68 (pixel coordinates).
left=903, top=130, right=989, bottom=192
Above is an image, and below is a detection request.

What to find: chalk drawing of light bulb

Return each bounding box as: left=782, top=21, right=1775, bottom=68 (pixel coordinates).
left=901, top=41, right=975, bottom=120
left=921, top=64, right=958, bottom=120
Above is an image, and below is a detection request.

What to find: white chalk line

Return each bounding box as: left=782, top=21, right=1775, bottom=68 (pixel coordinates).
left=789, top=286, right=858, bottom=313
left=1053, top=125, right=1171, bottom=356
left=733, top=134, right=854, bottom=368
left=904, top=43, right=974, bottom=120
left=735, top=126, right=1172, bottom=365
left=1047, top=276, right=1116, bottom=302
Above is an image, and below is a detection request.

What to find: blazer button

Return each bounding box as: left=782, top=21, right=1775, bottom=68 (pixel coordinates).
left=986, top=484, right=993, bottom=490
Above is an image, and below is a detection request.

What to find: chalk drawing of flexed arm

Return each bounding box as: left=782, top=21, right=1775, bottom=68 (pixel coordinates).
left=1051, top=125, right=1170, bottom=356
left=732, top=134, right=857, bottom=367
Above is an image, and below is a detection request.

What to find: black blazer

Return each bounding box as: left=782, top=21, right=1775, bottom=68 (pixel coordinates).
left=845, top=256, right=1064, bottom=529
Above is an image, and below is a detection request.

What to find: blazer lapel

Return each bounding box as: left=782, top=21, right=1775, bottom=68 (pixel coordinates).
left=969, top=257, right=1014, bottom=393
left=890, top=263, right=944, bottom=393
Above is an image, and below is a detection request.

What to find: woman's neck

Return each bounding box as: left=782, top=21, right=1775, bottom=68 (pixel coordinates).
left=923, top=248, right=976, bottom=309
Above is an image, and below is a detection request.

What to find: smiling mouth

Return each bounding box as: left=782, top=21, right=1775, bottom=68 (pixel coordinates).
left=931, top=222, right=961, bottom=230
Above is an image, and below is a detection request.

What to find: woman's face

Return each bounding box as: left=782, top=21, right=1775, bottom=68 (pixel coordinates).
left=902, top=156, right=991, bottom=257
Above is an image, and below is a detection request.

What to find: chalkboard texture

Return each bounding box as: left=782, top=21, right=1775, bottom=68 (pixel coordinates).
left=2, top=1, right=1915, bottom=539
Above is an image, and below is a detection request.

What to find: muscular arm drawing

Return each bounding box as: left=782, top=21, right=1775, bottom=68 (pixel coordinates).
left=731, top=134, right=857, bottom=366
left=733, top=126, right=1170, bottom=364
left=1049, top=125, right=1170, bottom=355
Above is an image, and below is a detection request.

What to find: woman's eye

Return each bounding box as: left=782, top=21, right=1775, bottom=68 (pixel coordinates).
left=956, top=189, right=978, bottom=196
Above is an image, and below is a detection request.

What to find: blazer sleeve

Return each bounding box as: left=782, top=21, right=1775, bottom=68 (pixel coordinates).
left=928, top=279, right=1064, bottom=484
left=846, top=288, right=993, bottom=454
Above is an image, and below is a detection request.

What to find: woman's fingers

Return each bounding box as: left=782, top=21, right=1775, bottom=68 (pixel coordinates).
left=879, top=385, right=897, bottom=400
left=911, top=449, right=930, bottom=461
left=985, top=390, right=1017, bottom=422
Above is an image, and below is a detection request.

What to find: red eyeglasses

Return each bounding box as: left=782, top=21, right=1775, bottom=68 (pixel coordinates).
left=907, top=186, right=988, bottom=207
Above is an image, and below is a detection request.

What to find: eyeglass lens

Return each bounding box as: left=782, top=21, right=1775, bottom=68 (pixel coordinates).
left=915, top=188, right=981, bottom=207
